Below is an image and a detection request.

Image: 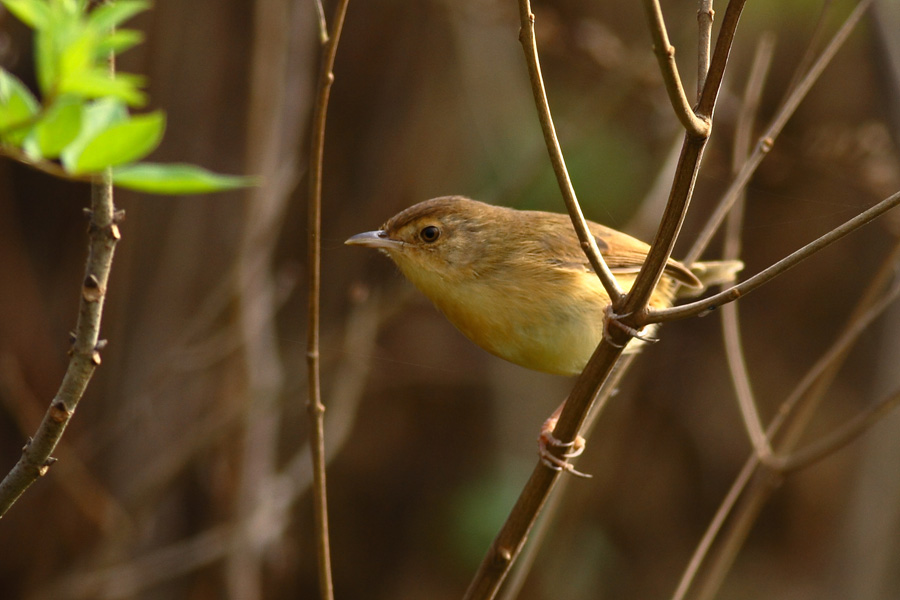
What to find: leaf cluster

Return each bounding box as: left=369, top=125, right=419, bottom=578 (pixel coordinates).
left=0, top=0, right=252, bottom=193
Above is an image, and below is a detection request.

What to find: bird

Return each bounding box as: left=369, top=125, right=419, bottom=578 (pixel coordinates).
left=346, top=196, right=741, bottom=474
left=346, top=195, right=741, bottom=376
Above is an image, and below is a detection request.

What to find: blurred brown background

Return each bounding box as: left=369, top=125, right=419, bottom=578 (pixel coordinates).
left=2, top=0, right=900, bottom=598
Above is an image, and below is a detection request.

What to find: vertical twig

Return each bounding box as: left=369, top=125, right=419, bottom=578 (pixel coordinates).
left=307, top=0, right=350, bottom=598
left=720, top=34, right=776, bottom=463
left=670, top=40, right=771, bottom=600
left=697, top=0, right=714, bottom=97
left=643, top=0, right=711, bottom=136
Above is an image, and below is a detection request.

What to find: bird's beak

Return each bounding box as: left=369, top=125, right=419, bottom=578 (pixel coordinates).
left=345, top=230, right=403, bottom=250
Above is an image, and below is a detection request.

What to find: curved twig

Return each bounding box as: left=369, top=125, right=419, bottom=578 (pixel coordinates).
left=516, top=2, right=623, bottom=305
left=720, top=34, right=777, bottom=463
left=643, top=0, right=710, bottom=136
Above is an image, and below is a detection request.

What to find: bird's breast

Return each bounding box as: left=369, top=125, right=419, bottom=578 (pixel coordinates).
left=414, top=266, right=613, bottom=376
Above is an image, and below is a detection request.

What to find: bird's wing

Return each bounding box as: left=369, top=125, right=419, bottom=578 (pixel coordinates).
left=546, top=218, right=701, bottom=289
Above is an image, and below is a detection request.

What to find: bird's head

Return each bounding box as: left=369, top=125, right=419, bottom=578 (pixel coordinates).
left=345, top=196, right=498, bottom=283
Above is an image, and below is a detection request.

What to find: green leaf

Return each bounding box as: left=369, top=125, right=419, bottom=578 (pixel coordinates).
left=60, top=68, right=146, bottom=106
left=88, top=0, right=149, bottom=31
left=1, top=0, right=52, bottom=28
left=95, top=28, right=144, bottom=56
left=112, top=163, right=257, bottom=194
left=0, top=69, right=40, bottom=143
left=57, top=0, right=83, bottom=16
left=57, top=25, right=95, bottom=86
left=31, top=96, right=83, bottom=158
left=34, top=28, right=58, bottom=97
left=71, top=110, right=165, bottom=173
left=60, top=97, right=127, bottom=169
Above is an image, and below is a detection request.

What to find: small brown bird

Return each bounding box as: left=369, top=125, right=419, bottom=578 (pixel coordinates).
left=347, top=196, right=741, bottom=377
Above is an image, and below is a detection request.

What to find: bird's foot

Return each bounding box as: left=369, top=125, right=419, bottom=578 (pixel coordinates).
left=602, top=305, right=658, bottom=348
left=539, top=416, right=591, bottom=478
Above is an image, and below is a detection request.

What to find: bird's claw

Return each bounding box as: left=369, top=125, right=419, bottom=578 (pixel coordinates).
left=602, top=305, right=658, bottom=347
left=539, top=417, right=591, bottom=478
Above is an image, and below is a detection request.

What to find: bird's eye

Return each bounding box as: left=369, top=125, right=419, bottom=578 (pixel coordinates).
left=420, top=225, right=441, bottom=243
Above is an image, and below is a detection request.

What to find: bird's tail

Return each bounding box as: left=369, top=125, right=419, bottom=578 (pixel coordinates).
left=677, top=260, right=744, bottom=297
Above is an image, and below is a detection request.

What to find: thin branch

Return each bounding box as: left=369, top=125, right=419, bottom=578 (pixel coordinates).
left=643, top=0, right=710, bottom=137
left=697, top=0, right=714, bottom=98
left=516, top=1, right=624, bottom=305
left=684, top=0, right=873, bottom=264
left=0, top=354, right=133, bottom=531
left=0, top=172, right=119, bottom=517
left=783, top=0, right=838, bottom=100
left=722, top=305, right=775, bottom=459
left=647, top=188, right=900, bottom=324
left=766, top=280, right=900, bottom=471
left=0, top=39, right=121, bottom=516
left=691, top=280, right=900, bottom=600
left=671, top=453, right=758, bottom=600
left=306, top=0, right=350, bottom=598
left=695, top=0, right=744, bottom=118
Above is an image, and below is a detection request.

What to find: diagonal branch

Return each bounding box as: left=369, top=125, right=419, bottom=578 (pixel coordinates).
left=0, top=37, right=123, bottom=516
left=647, top=188, right=900, bottom=324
